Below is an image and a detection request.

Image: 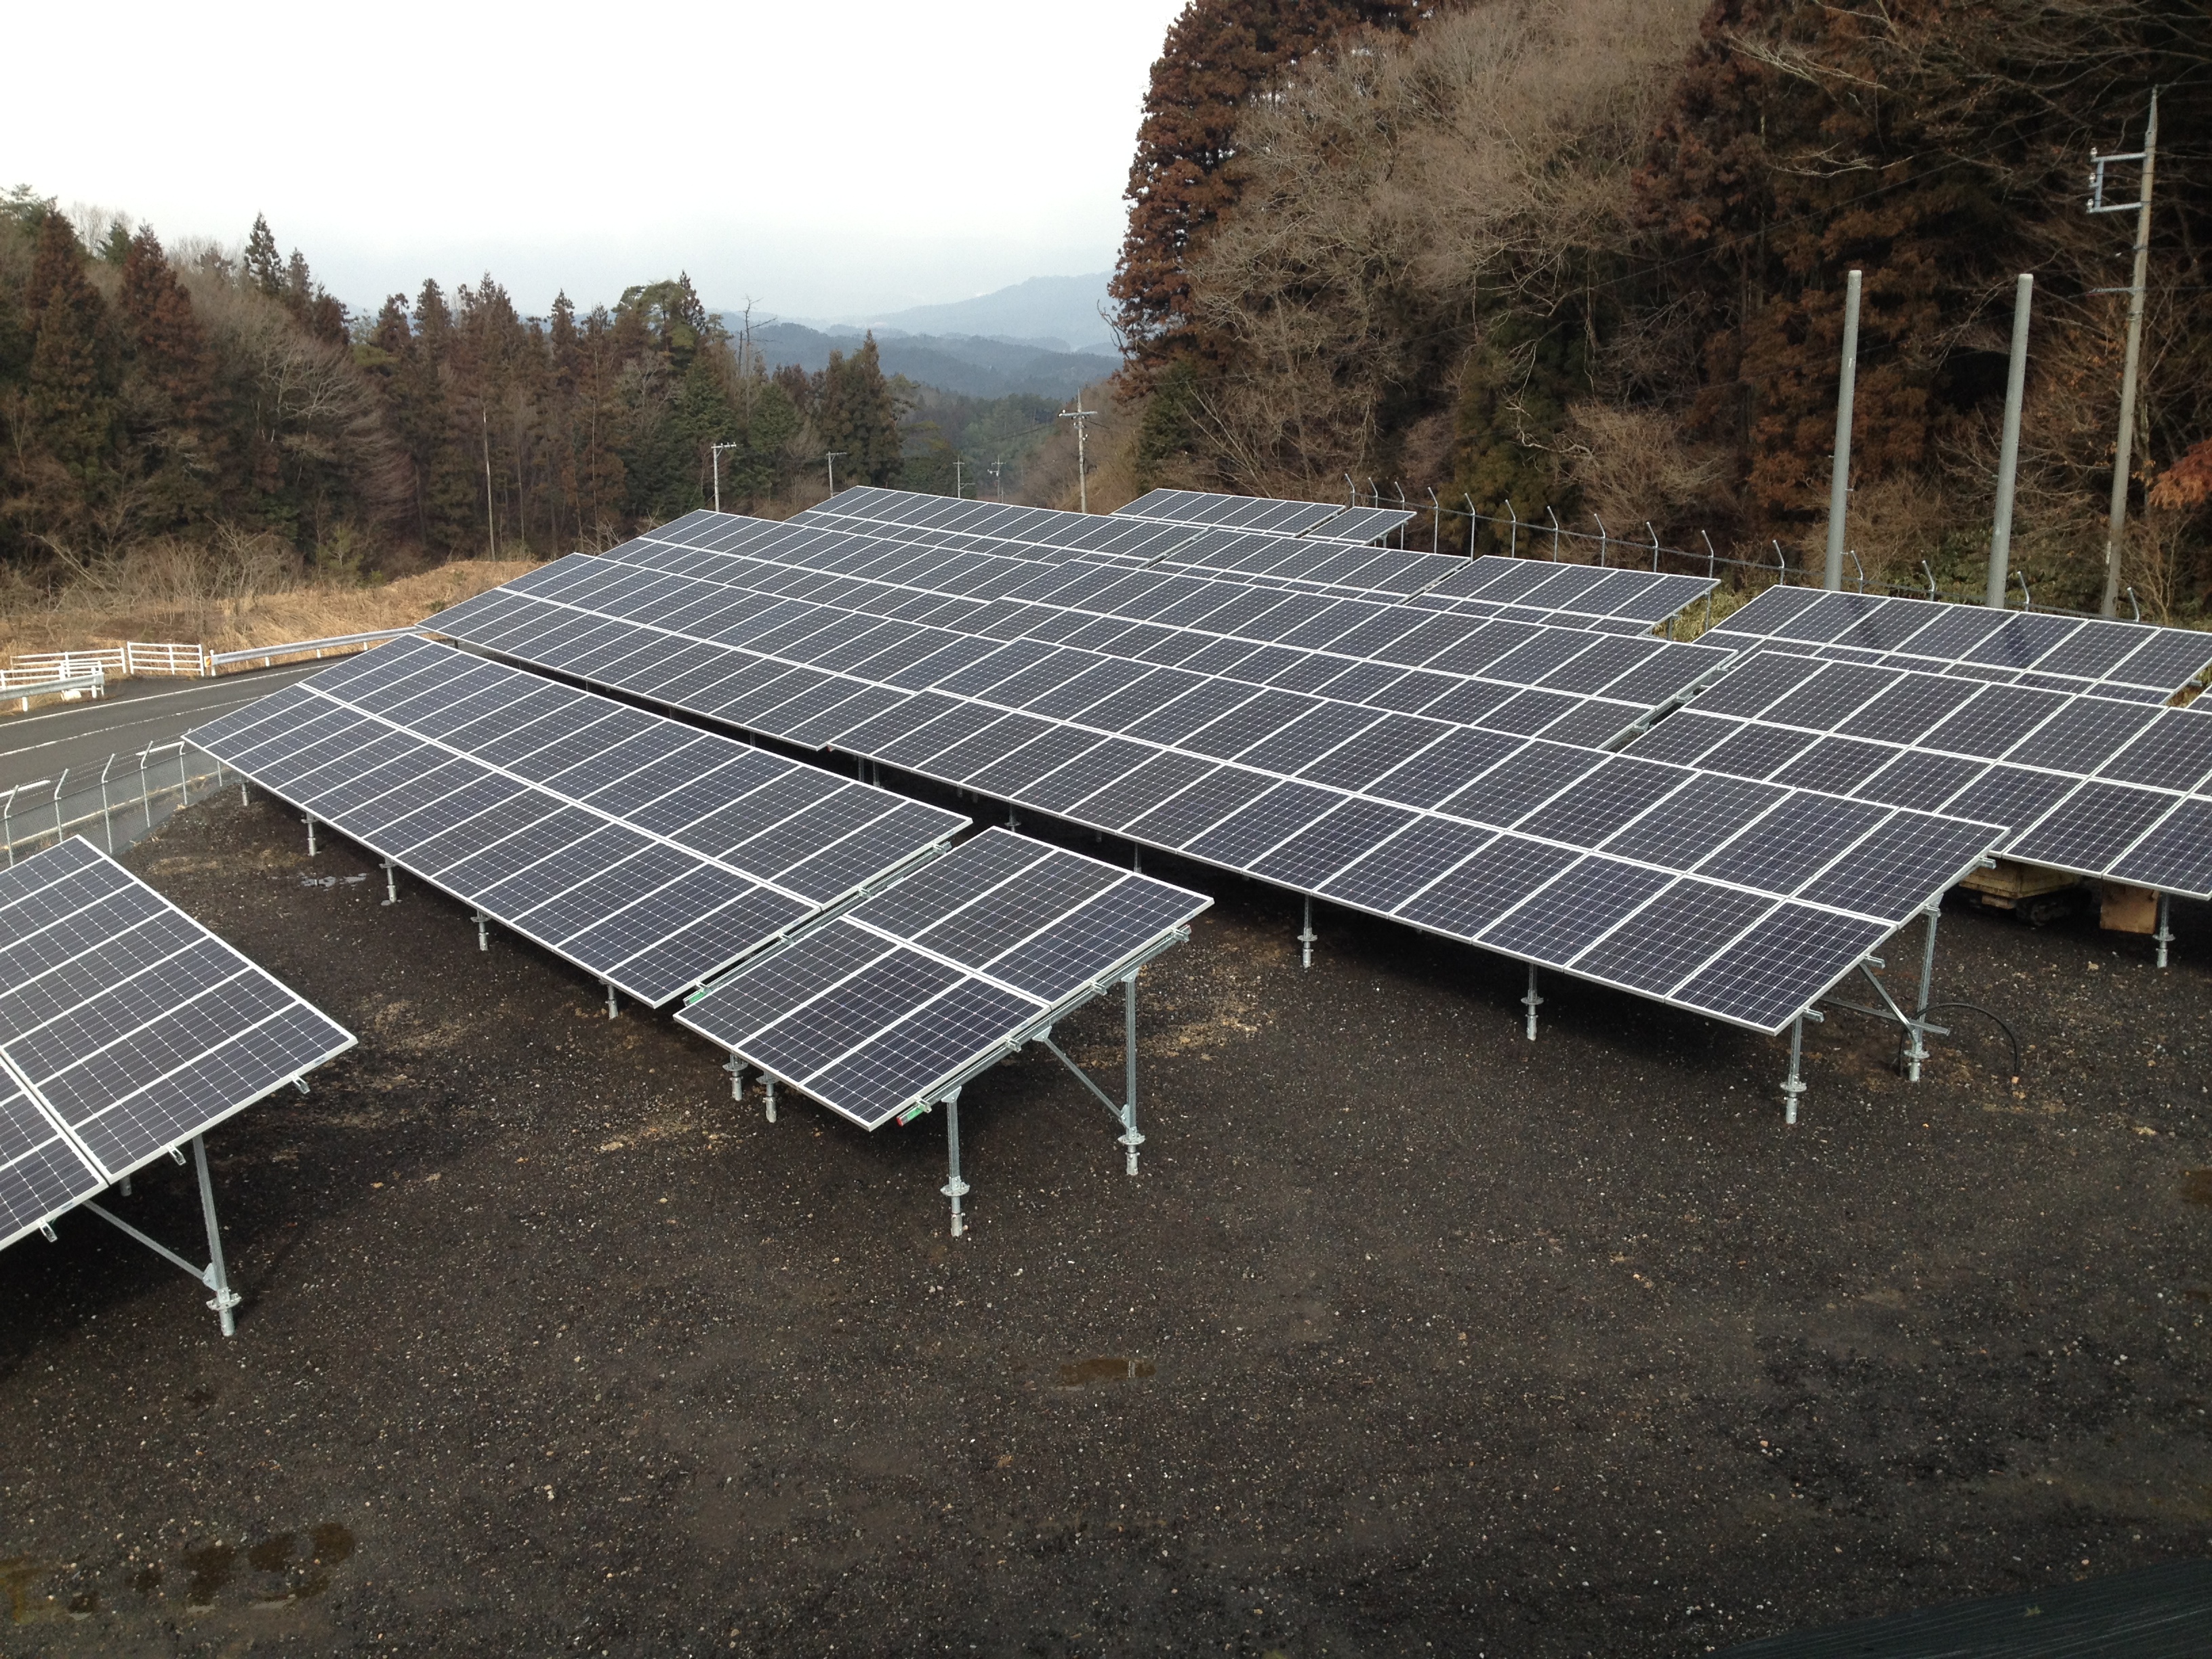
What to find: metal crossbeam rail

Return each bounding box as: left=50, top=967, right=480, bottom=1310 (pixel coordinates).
left=1711, top=586, right=2212, bottom=704
left=1628, top=650, right=2212, bottom=935
left=424, top=541, right=2005, bottom=1044
left=187, top=638, right=966, bottom=1008
left=0, top=838, right=355, bottom=1334
left=680, top=828, right=1208, bottom=1235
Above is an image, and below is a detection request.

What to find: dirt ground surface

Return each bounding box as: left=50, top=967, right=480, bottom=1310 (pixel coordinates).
left=2, top=787, right=2209, bottom=1657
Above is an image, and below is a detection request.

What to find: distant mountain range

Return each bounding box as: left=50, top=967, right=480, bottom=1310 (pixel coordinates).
left=719, top=274, right=1120, bottom=401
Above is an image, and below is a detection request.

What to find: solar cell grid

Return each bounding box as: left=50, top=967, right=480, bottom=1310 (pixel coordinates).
left=429, top=531, right=2007, bottom=1035
left=0, top=839, right=355, bottom=1252
left=191, top=640, right=966, bottom=1004
left=1714, top=586, right=2212, bottom=699
left=679, top=830, right=1209, bottom=1128
left=1626, top=646, right=2212, bottom=897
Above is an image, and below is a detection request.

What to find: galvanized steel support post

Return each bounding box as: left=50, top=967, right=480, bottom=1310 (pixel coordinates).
left=941, top=1088, right=969, bottom=1236
left=1523, top=964, right=1542, bottom=1042
left=1784, top=1017, right=1807, bottom=1126
left=1298, top=897, right=1315, bottom=970
left=194, top=1134, right=240, bottom=1338
left=1120, top=970, right=1144, bottom=1177
left=380, top=857, right=398, bottom=905
left=1907, top=905, right=1941, bottom=1084
left=305, top=816, right=316, bottom=856
left=2155, top=892, right=2173, bottom=970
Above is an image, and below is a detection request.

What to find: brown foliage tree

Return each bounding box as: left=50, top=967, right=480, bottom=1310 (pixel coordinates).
left=1109, top=0, right=1434, bottom=383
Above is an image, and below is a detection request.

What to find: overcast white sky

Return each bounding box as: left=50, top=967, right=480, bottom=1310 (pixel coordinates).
left=3, top=1, right=1187, bottom=323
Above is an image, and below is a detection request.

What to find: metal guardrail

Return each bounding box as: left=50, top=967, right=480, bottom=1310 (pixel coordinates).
left=3, top=670, right=104, bottom=712
left=0, top=742, right=230, bottom=865
left=208, top=626, right=424, bottom=671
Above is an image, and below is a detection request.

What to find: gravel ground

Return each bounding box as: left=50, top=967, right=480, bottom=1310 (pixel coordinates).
left=1, top=787, right=2208, bottom=1657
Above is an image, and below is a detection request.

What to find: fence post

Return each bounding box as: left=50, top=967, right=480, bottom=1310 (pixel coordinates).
left=1546, top=506, right=1560, bottom=562
left=1700, top=532, right=1718, bottom=635
left=1592, top=514, right=1610, bottom=569
left=47, top=771, right=64, bottom=854
left=3, top=785, right=14, bottom=868
left=100, top=756, right=113, bottom=855
left=140, top=750, right=153, bottom=832
left=1500, top=497, right=1514, bottom=560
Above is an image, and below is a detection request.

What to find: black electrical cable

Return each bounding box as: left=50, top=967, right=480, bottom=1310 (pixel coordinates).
left=1918, top=1000, right=2026, bottom=1080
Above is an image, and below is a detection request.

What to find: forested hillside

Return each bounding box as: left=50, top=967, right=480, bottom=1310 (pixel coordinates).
left=1111, top=0, right=2212, bottom=617
left=0, top=197, right=917, bottom=587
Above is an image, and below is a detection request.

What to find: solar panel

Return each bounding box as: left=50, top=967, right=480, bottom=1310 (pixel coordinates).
left=432, top=546, right=2001, bottom=1038
left=446, top=559, right=1994, bottom=1031
left=577, top=525, right=1726, bottom=741
left=1307, top=504, right=1419, bottom=544
left=188, top=638, right=966, bottom=1005
left=679, top=829, right=1209, bottom=1129
left=1625, top=649, right=2212, bottom=900
left=1711, top=588, right=2212, bottom=702
left=1115, top=487, right=1349, bottom=536
left=0, top=838, right=354, bottom=1256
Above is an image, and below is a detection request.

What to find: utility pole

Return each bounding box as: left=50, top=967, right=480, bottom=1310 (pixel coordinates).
left=1822, top=268, right=1862, bottom=591
left=825, top=451, right=847, bottom=496
left=481, top=407, right=497, bottom=558
left=1060, top=396, right=1099, bottom=513
left=2090, top=89, right=2159, bottom=618
left=711, top=441, right=741, bottom=514
left=989, top=461, right=1004, bottom=499
left=1986, top=274, right=2034, bottom=608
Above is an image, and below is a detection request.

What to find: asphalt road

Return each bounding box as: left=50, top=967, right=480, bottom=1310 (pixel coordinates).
left=0, top=661, right=325, bottom=796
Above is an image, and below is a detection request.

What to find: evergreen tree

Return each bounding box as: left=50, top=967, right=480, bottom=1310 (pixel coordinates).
left=23, top=213, right=118, bottom=493
left=118, top=226, right=219, bottom=525
left=243, top=213, right=285, bottom=297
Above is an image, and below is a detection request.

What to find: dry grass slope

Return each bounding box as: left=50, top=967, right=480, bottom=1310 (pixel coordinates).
left=0, top=555, right=543, bottom=663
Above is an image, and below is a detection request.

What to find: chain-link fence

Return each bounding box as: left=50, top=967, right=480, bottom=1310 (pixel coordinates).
left=0, top=742, right=230, bottom=867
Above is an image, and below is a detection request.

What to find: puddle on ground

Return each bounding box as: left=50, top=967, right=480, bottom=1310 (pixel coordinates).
left=1058, top=1356, right=1156, bottom=1387
left=2182, top=1170, right=2212, bottom=1206
left=179, top=1542, right=234, bottom=1609
left=157, top=1524, right=356, bottom=1612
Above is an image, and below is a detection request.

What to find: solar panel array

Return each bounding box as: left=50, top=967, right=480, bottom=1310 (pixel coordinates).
left=1115, top=486, right=1412, bottom=544
left=1626, top=650, right=2212, bottom=900
left=795, top=488, right=1716, bottom=629
left=797, top=489, right=1206, bottom=567
left=430, top=556, right=2004, bottom=1036
left=470, top=514, right=1736, bottom=750
left=187, top=638, right=966, bottom=1006
left=1711, top=586, right=2212, bottom=704
left=0, top=838, right=354, bottom=1253
left=680, top=829, right=1209, bottom=1128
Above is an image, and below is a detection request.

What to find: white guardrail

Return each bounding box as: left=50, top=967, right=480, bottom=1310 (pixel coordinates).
left=207, top=626, right=424, bottom=670
left=1, top=669, right=104, bottom=712
left=2, top=627, right=424, bottom=699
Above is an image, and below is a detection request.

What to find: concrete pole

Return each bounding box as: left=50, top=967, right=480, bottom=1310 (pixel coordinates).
left=1986, top=274, right=2034, bottom=608
left=2100, top=89, right=2158, bottom=619
left=1823, top=268, right=1863, bottom=592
